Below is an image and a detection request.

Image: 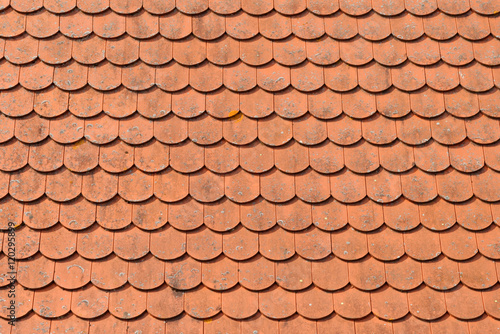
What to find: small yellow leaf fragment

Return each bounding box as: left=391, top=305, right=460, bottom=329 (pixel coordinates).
left=72, top=138, right=86, bottom=149
left=228, top=110, right=243, bottom=123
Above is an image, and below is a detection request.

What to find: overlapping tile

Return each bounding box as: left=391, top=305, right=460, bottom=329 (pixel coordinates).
left=0, top=0, right=499, bottom=331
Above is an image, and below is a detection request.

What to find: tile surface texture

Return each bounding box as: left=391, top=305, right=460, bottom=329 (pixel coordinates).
left=0, top=0, right=499, bottom=332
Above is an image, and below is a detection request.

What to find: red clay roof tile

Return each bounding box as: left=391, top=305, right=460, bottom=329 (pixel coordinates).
left=0, top=0, right=498, bottom=330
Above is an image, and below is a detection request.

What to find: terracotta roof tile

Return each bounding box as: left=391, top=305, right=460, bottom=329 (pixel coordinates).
left=1, top=0, right=499, bottom=330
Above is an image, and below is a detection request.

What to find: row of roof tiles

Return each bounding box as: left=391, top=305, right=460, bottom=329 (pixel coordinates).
left=2, top=34, right=499, bottom=68
left=3, top=192, right=499, bottom=232
left=4, top=312, right=500, bottom=334
left=2, top=282, right=499, bottom=321
left=4, top=221, right=499, bottom=261
left=1, top=59, right=499, bottom=94
left=1, top=86, right=499, bottom=120
left=0, top=0, right=498, bottom=15
left=3, top=162, right=500, bottom=203
left=8, top=243, right=500, bottom=291
left=2, top=137, right=500, bottom=175
left=1, top=9, right=499, bottom=43
left=2, top=111, right=499, bottom=148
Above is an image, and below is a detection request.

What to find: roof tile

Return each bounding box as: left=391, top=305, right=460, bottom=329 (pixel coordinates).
left=457, top=11, right=490, bottom=40
left=259, top=284, right=296, bottom=319
left=331, top=226, right=367, bottom=260
left=295, top=225, right=331, bottom=259
left=133, top=140, right=167, bottom=172
left=9, top=166, right=45, bottom=201
left=23, top=197, right=60, bottom=229
left=418, top=198, right=455, bottom=232
left=342, top=88, right=376, bottom=118
left=362, top=113, right=397, bottom=144
left=404, top=225, right=441, bottom=260
left=422, top=255, right=460, bottom=290
left=291, top=11, right=325, bottom=39
left=426, top=62, right=460, bottom=91
left=296, top=286, right=333, bottom=319
left=29, top=139, right=63, bottom=171
left=276, top=197, right=312, bottom=230
left=311, top=198, right=348, bottom=231
left=126, top=10, right=159, bottom=39
left=54, top=61, right=88, bottom=91
left=445, top=284, right=484, bottom=319
left=482, top=285, right=500, bottom=318
left=226, top=11, right=259, bottom=40
left=114, top=225, right=150, bottom=259
left=397, top=113, right=431, bottom=145
left=25, top=9, right=59, bottom=38
left=4, top=34, right=38, bottom=65
left=240, top=197, right=276, bottom=231
left=0, top=195, right=22, bottom=227
left=406, top=36, right=440, bottom=66
left=17, top=253, right=54, bottom=289
left=357, top=11, right=391, bottom=41
left=239, top=254, right=274, bottom=290
left=59, top=196, right=96, bottom=230
left=45, top=167, right=82, bottom=201
left=0, top=8, right=26, bottom=38
left=344, top=140, right=379, bottom=173
left=371, top=285, right=409, bottom=320
left=436, top=167, right=473, bottom=202
left=471, top=166, right=500, bottom=202
left=466, top=113, right=500, bottom=144
left=202, top=255, right=238, bottom=290
left=423, top=11, right=457, bottom=40
left=349, top=255, right=385, bottom=290
left=167, top=197, right=202, bottom=230
left=296, top=168, right=331, bottom=203
left=7, top=224, right=40, bottom=259
left=0, top=0, right=498, bottom=330
left=260, top=168, right=295, bottom=203
left=0, top=139, right=28, bottom=171
left=71, top=284, right=109, bottom=318
left=391, top=12, right=424, bottom=41
left=127, top=313, right=165, bottom=332
left=0, top=86, right=34, bottom=117
left=334, top=286, right=371, bottom=319
left=33, top=284, right=71, bottom=318
left=45, top=0, right=76, bottom=13
left=96, top=195, right=132, bottom=228
left=150, top=225, right=185, bottom=259
left=185, top=285, right=221, bottom=318
left=93, top=10, right=125, bottom=38
left=9, top=313, right=50, bottom=333
left=259, top=225, right=295, bottom=260
left=73, top=34, right=106, bottom=65
left=368, top=225, right=404, bottom=260
left=222, top=224, right=258, bottom=260
left=10, top=0, right=43, bottom=12
left=164, top=254, right=201, bottom=289
left=147, top=284, right=184, bottom=319
left=459, top=255, right=497, bottom=289
left=312, top=254, right=349, bottom=290
left=204, top=197, right=239, bottom=231
left=128, top=254, right=164, bottom=289
left=108, top=0, right=139, bottom=13
left=385, top=255, right=422, bottom=290
left=225, top=168, right=259, bottom=202
left=339, top=36, right=373, bottom=65
left=408, top=284, right=446, bottom=320
left=470, top=0, right=499, bottom=14
left=53, top=254, right=91, bottom=289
